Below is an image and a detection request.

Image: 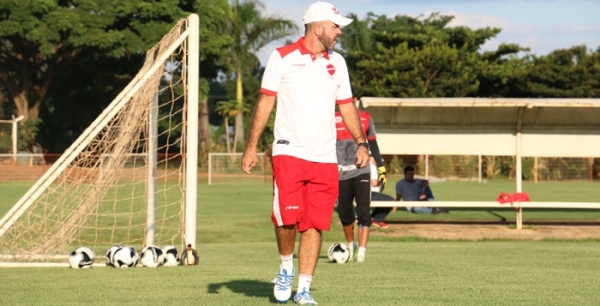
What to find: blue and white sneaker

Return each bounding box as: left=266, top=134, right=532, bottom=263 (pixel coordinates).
left=273, top=266, right=295, bottom=303
left=293, top=287, right=318, bottom=305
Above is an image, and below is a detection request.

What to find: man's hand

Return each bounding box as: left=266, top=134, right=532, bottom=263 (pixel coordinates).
left=419, top=188, right=427, bottom=200
left=241, top=150, right=258, bottom=175
left=377, top=166, right=387, bottom=191
left=355, top=146, right=369, bottom=168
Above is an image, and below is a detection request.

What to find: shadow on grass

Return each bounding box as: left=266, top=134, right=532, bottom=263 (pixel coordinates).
left=385, top=220, right=600, bottom=226
left=208, top=279, right=279, bottom=303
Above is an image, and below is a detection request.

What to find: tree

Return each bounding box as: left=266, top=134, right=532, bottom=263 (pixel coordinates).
left=214, top=99, right=238, bottom=152
left=476, top=43, right=532, bottom=98
left=339, top=13, right=526, bottom=98
left=1, top=0, right=229, bottom=152
left=524, top=45, right=600, bottom=98
left=221, top=0, right=297, bottom=147
left=0, top=0, right=190, bottom=122
left=191, top=0, right=232, bottom=153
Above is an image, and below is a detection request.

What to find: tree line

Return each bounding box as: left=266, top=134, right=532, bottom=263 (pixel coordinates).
left=1, top=1, right=598, bottom=155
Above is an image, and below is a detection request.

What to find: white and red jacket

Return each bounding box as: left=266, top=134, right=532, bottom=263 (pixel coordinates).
left=260, top=37, right=353, bottom=163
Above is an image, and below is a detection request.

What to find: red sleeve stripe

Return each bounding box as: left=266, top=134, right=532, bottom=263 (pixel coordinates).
left=335, top=97, right=354, bottom=105
left=260, top=88, right=277, bottom=96
left=367, top=136, right=377, bottom=141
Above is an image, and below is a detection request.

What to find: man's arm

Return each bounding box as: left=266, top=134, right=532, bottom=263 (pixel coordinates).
left=368, top=139, right=384, bottom=167
left=337, top=102, right=369, bottom=168
left=241, top=94, right=276, bottom=174
left=419, top=179, right=429, bottom=200
left=368, top=138, right=387, bottom=190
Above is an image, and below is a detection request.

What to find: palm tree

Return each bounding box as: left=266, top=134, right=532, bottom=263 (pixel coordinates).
left=337, top=13, right=375, bottom=54
left=214, top=100, right=238, bottom=152
left=222, top=0, right=298, bottom=147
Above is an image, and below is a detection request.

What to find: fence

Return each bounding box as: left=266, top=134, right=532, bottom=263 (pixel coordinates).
left=207, top=153, right=270, bottom=185
left=389, top=155, right=600, bottom=182
left=2, top=153, right=597, bottom=184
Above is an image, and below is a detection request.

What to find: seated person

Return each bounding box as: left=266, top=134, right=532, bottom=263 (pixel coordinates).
left=395, top=165, right=447, bottom=214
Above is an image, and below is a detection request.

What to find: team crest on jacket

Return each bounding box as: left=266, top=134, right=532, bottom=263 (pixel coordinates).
left=326, top=64, right=336, bottom=76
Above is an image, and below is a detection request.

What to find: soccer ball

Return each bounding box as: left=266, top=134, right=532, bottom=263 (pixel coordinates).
left=140, top=245, right=165, bottom=268
left=69, top=246, right=95, bottom=269
left=112, top=246, right=139, bottom=268
left=105, top=245, right=122, bottom=267
left=162, top=245, right=180, bottom=267
left=327, top=242, right=350, bottom=264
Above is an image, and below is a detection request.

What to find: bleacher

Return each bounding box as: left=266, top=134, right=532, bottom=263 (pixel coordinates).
left=362, top=97, right=600, bottom=229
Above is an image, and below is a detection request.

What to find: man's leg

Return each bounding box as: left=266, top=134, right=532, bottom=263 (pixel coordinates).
left=424, top=186, right=435, bottom=200
left=293, top=162, right=338, bottom=305
left=354, top=173, right=372, bottom=262
left=342, top=224, right=355, bottom=245
left=337, top=179, right=356, bottom=259
left=356, top=226, right=369, bottom=262
left=273, top=226, right=297, bottom=303
left=297, top=228, right=321, bottom=276
left=276, top=225, right=296, bottom=255
left=370, top=192, right=394, bottom=224
left=293, top=228, right=321, bottom=305
left=271, top=156, right=303, bottom=303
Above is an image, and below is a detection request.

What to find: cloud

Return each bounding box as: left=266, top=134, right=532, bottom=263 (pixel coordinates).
left=366, top=0, right=572, bottom=4
left=441, top=10, right=512, bottom=29
left=260, top=0, right=600, bottom=59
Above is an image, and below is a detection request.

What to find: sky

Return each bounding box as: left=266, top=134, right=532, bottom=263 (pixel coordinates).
left=258, top=0, right=600, bottom=65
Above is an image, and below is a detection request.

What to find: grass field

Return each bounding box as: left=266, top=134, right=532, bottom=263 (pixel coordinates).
left=1, top=180, right=600, bottom=305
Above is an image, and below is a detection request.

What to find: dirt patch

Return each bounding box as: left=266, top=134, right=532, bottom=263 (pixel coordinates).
left=370, top=222, right=600, bottom=240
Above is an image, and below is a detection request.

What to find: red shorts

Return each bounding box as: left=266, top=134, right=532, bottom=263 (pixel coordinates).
left=271, top=155, right=339, bottom=232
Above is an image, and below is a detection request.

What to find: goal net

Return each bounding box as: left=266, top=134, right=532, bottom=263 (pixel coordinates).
left=0, top=14, right=199, bottom=263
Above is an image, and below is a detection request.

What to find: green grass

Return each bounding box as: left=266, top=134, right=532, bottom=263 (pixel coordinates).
left=1, top=181, right=600, bottom=305
left=1, top=242, right=600, bottom=305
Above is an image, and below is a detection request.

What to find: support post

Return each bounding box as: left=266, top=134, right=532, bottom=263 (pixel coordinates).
left=146, top=94, right=158, bottom=246
left=185, top=14, right=200, bottom=250
left=11, top=115, right=24, bottom=163
left=515, top=107, right=524, bottom=230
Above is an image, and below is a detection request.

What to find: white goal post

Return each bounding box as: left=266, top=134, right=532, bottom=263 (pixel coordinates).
left=0, top=14, right=199, bottom=263
left=0, top=115, right=25, bottom=162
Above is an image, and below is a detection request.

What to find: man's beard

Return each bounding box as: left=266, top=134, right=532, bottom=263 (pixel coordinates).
left=318, top=33, right=337, bottom=50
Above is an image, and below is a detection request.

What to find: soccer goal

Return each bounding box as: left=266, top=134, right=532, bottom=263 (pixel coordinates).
left=0, top=14, right=199, bottom=264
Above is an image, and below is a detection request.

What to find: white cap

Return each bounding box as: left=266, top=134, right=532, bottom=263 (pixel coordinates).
left=303, top=1, right=353, bottom=26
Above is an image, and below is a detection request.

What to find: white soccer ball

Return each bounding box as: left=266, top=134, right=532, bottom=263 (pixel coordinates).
left=105, top=245, right=122, bottom=267
left=162, top=245, right=180, bottom=267
left=112, top=246, right=139, bottom=268
left=327, top=242, right=350, bottom=264
left=140, top=245, right=165, bottom=268
left=69, top=246, right=95, bottom=269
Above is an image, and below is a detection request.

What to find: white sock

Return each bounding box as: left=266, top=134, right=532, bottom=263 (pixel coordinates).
left=280, top=253, right=294, bottom=270
left=297, top=274, right=312, bottom=292
left=347, top=241, right=354, bottom=250
left=358, top=246, right=366, bottom=256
